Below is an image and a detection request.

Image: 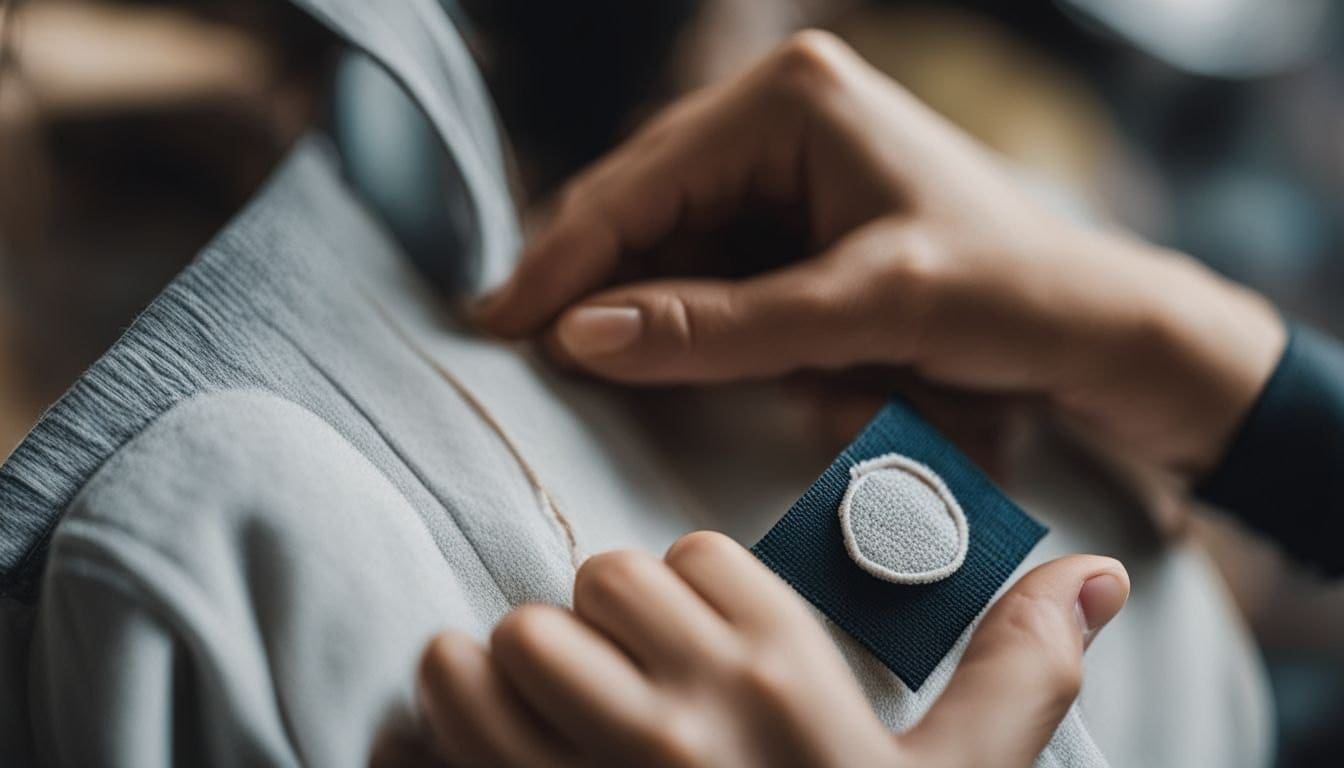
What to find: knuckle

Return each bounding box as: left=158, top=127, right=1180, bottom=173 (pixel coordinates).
left=995, top=592, right=1059, bottom=645
left=419, top=632, right=461, bottom=681
left=766, top=30, right=855, bottom=100
left=792, top=279, right=845, bottom=329
left=552, top=178, right=607, bottom=231
left=737, top=654, right=801, bottom=710
left=775, top=30, right=852, bottom=80
left=877, top=226, right=947, bottom=288
left=867, top=227, right=949, bottom=355
left=554, top=177, right=591, bottom=214
left=642, top=710, right=709, bottom=768
left=660, top=292, right=698, bottom=350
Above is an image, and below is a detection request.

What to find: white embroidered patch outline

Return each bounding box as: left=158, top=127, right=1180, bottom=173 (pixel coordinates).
left=838, top=453, right=969, bottom=584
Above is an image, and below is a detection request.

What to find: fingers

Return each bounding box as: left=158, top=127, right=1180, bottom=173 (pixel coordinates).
left=472, top=94, right=759, bottom=340
left=572, top=549, right=735, bottom=676
left=473, top=37, right=829, bottom=340
left=663, top=531, right=815, bottom=633
left=900, top=555, right=1130, bottom=768
left=418, top=631, right=574, bottom=768
left=539, top=218, right=924, bottom=383
left=487, top=604, right=660, bottom=754
left=472, top=175, right=653, bottom=339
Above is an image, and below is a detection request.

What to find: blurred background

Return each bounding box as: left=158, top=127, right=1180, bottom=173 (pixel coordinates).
left=0, top=1, right=1341, bottom=764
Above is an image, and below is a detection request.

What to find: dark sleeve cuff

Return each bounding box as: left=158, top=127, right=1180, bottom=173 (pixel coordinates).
left=1197, top=322, right=1344, bottom=577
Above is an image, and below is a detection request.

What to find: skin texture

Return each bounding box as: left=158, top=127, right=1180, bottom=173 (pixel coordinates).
left=415, top=532, right=1128, bottom=768
left=474, top=30, right=1286, bottom=484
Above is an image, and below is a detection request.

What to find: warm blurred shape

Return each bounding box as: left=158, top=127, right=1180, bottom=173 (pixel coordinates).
left=0, top=1, right=336, bottom=455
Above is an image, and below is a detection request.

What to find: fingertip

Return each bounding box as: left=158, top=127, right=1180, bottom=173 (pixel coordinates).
left=468, top=281, right=522, bottom=337
left=1089, top=556, right=1130, bottom=590
left=468, top=238, right=563, bottom=338
left=419, top=631, right=481, bottom=694
left=417, top=631, right=487, bottom=752
left=664, top=530, right=737, bottom=564
left=1077, top=565, right=1129, bottom=647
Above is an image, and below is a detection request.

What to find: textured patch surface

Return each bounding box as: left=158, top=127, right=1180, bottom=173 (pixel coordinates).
left=752, top=399, right=1046, bottom=690
left=840, top=454, right=968, bottom=584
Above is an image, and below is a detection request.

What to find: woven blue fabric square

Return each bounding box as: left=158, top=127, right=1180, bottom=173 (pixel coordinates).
left=751, top=398, right=1046, bottom=690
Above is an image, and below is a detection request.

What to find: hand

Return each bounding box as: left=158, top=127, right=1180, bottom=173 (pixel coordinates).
left=414, top=532, right=1129, bottom=768
left=474, top=31, right=1285, bottom=482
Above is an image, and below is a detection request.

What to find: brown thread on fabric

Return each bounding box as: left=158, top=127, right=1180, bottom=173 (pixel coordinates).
left=364, top=294, right=583, bottom=570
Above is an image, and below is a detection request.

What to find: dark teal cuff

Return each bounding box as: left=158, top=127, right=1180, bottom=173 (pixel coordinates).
left=1197, top=322, right=1344, bottom=577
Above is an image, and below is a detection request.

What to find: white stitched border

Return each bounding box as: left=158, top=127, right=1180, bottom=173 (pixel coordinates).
left=838, top=452, right=969, bottom=584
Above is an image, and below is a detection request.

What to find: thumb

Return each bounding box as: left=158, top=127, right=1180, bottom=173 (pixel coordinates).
left=898, top=555, right=1129, bottom=768
left=542, top=220, right=916, bottom=384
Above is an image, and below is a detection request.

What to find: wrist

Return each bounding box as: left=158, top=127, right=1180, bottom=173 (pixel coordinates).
left=1071, top=240, right=1287, bottom=480
left=1147, top=257, right=1286, bottom=477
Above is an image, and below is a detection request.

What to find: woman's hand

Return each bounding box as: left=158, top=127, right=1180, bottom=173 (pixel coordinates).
left=415, top=532, right=1128, bottom=768
left=474, top=31, right=1285, bottom=482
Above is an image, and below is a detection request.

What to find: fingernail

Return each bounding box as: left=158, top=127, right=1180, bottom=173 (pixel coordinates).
left=557, top=306, right=642, bottom=357
left=1075, top=571, right=1129, bottom=649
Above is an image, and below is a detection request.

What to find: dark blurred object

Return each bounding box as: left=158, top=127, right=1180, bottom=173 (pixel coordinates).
left=1267, top=651, right=1344, bottom=767
left=6, top=105, right=285, bottom=397
left=461, top=0, right=702, bottom=195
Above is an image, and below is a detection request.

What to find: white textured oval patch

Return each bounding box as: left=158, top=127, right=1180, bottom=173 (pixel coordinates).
left=839, top=453, right=968, bottom=584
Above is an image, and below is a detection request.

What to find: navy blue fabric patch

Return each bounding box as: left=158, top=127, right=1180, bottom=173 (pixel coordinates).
left=751, top=398, right=1046, bottom=690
